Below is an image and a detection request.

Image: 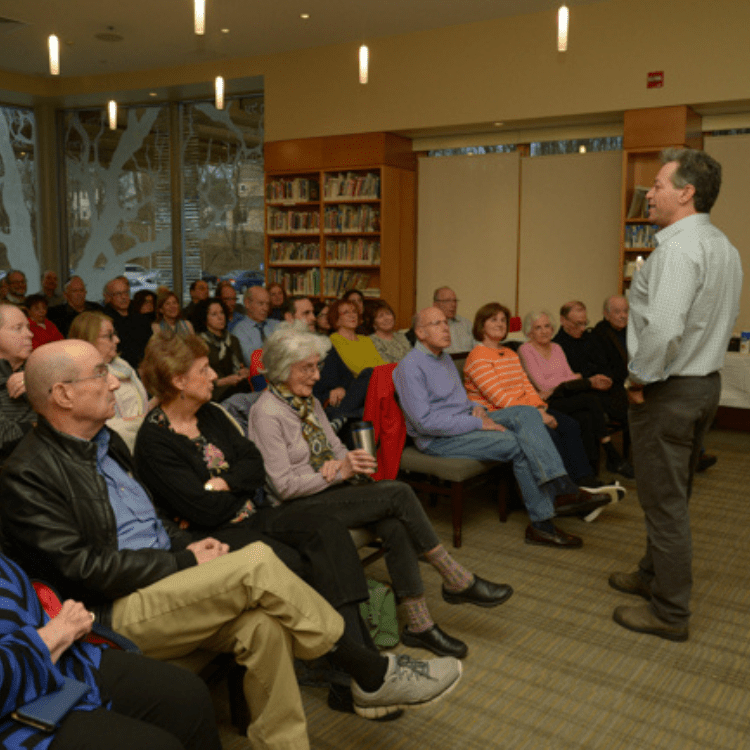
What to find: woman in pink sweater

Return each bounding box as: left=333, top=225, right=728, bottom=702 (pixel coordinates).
left=518, top=310, right=628, bottom=477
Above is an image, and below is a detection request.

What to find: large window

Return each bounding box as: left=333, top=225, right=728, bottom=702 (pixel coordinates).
left=63, top=95, right=264, bottom=303
left=0, top=105, right=38, bottom=281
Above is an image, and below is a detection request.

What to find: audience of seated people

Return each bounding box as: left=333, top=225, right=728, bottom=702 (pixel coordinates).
left=267, top=281, right=287, bottom=320
left=152, top=290, right=195, bottom=337
left=394, top=305, right=611, bottom=549
left=0, top=550, right=223, bottom=750
left=0, top=338, right=463, bottom=745
left=25, top=293, right=64, bottom=349
left=248, top=323, right=514, bottom=660
left=329, top=298, right=386, bottom=376
left=369, top=300, right=413, bottom=363
left=554, top=300, right=630, bottom=429
left=48, top=275, right=103, bottom=337
left=518, top=309, right=634, bottom=479
left=464, top=302, right=625, bottom=500
left=0, top=302, right=36, bottom=461
left=215, top=280, right=246, bottom=331
left=67, top=310, right=153, bottom=453
left=102, top=276, right=153, bottom=369
left=35, top=269, right=65, bottom=307
left=233, top=286, right=280, bottom=364
left=192, top=296, right=251, bottom=402
left=5, top=269, right=27, bottom=305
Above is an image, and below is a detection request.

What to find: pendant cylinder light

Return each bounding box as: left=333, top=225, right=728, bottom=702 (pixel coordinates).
left=215, top=76, right=225, bottom=110
left=108, top=100, right=117, bottom=130
left=48, top=34, right=60, bottom=75
left=358, top=44, right=369, bottom=85
left=557, top=4, right=569, bottom=52
left=195, top=0, right=206, bottom=35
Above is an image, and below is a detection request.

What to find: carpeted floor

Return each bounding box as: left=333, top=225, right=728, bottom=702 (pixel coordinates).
left=216, top=428, right=750, bottom=749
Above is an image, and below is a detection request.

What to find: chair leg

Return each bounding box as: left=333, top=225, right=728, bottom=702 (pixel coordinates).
left=497, top=473, right=508, bottom=523
left=450, top=482, right=463, bottom=548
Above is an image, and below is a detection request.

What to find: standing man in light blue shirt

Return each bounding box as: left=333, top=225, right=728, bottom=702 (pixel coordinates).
left=233, top=286, right=280, bottom=365
left=610, top=148, right=742, bottom=642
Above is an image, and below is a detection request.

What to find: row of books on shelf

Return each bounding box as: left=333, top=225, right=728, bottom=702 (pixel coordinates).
left=266, top=177, right=320, bottom=203
left=324, top=172, right=380, bottom=200
left=325, top=239, right=381, bottom=264
left=624, top=224, right=656, bottom=248
left=267, top=208, right=320, bottom=234
left=324, top=205, right=380, bottom=233
left=268, top=268, right=379, bottom=298
left=269, top=241, right=320, bottom=263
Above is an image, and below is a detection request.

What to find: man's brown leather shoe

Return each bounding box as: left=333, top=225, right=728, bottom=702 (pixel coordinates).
left=613, top=605, right=688, bottom=642
left=525, top=524, right=582, bottom=548
left=554, top=489, right=610, bottom=517
left=608, top=571, right=652, bottom=601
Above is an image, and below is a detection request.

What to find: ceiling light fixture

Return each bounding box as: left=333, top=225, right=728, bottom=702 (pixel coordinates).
left=48, top=34, right=59, bottom=75
left=300, top=13, right=310, bottom=20
left=359, top=44, right=369, bottom=85
left=215, top=76, right=225, bottom=110
left=108, top=100, right=117, bottom=130
left=557, top=4, right=569, bottom=52
left=195, top=0, right=206, bottom=35
left=493, top=121, right=504, bottom=127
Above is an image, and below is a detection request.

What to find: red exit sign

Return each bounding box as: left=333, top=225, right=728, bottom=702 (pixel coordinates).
left=647, top=71, right=664, bottom=88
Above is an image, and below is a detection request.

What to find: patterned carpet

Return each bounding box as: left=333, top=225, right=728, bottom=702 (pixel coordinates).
left=217, top=429, right=750, bottom=749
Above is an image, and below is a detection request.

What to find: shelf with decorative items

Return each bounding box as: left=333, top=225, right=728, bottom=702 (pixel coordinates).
left=264, top=133, right=416, bottom=327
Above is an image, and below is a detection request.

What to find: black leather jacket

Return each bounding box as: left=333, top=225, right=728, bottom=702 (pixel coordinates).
left=0, top=417, right=195, bottom=626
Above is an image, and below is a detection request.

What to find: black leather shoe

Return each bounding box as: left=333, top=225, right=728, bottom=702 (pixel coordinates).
left=606, top=457, right=635, bottom=479
left=525, top=523, right=583, bottom=548
left=442, top=576, right=513, bottom=608
left=401, top=624, right=468, bottom=659
left=554, top=489, right=610, bottom=517
left=696, top=453, right=718, bottom=473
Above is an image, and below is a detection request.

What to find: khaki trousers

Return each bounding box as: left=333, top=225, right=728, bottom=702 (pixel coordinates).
left=111, top=543, right=344, bottom=750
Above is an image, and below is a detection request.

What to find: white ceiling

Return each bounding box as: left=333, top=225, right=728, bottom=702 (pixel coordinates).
left=0, top=0, right=607, bottom=78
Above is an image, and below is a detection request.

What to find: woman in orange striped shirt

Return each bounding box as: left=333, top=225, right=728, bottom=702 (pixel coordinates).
left=464, top=303, right=601, bottom=489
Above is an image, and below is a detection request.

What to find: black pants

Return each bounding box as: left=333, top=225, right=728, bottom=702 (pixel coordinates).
left=548, top=391, right=608, bottom=469
left=50, top=649, right=221, bottom=750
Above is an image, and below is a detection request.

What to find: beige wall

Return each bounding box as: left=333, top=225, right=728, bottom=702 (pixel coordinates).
left=518, top=151, right=621, bottom=323
left=705, top=135, right=750, bottom=331
left=4, top=0, right=750, bottom=141
left=416, top=153, right=519, bottom=318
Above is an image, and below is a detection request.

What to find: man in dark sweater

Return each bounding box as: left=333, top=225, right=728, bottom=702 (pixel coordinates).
left=48, top=275, right=103, bottom=337
left=102, top=275, right=152, bottom=368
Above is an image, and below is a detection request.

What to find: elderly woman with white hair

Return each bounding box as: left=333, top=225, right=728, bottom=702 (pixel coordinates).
left=248, top=324, right=514, bottom=660
left=518, top=310, right=628, bottom=478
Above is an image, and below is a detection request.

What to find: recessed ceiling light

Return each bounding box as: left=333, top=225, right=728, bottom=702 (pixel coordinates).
left=149, top=92, right=158, bottom=97
left=221, top=28, right=230, bottom=34
left=493, top=121, right=504, bottom=127
left=300, top=13, right=310, bottom=19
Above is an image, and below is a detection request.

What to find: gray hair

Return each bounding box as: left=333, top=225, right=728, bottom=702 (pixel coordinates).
left=103, top=275, right=129, bottom=299
left=661, top=147, right=722, bottom=213
left=262, top=321, right=332, bottom=385
left=603, top=294, right=627, bottom=314
left=65, top=275, right=85, bottom=293
left=522, top=309, right=556, bottom=337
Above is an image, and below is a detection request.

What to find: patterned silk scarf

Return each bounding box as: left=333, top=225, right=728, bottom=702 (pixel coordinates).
left=268, top=382, right=335, bottom=471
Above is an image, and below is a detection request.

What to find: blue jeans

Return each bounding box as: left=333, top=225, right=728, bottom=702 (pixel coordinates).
left=421, top=406, right=565, bottom=522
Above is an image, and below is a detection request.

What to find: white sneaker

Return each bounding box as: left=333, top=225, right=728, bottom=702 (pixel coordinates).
left=351, top=653, right=462, bottom=719
left=581, top=482, right=626, bottom=522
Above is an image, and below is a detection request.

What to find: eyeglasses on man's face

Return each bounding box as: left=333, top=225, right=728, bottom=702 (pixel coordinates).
left=50, top=364, right=109, bottom=393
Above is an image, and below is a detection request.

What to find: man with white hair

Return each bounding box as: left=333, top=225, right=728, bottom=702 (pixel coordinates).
left=102, top=275, right=152, bottom=368
left=5, top=269, right=27, bottom=305
left=233, top=286, right=280, bottom=364
left=431, top=286, right=474, bottom=354
left=48, top=275, right=103, bottom=336
left=36, top=269, right=65, bottom=307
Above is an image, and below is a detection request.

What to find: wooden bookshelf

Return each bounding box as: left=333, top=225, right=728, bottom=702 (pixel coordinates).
left=264, top=133, right=416, bottom=328
left=618, top=107, right=703, bottom=293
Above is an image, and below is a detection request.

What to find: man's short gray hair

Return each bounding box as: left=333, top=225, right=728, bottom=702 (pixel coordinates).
left=661, top=147, right=722, bottom=214
left=262, top=322, right=332, bottom=385
left=103, top=275, right=129, bottom=299
left=522, top=309, right=556, bottom=337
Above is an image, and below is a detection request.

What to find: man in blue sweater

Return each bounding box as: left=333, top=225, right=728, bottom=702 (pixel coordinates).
left=394, top=306, right=610, bottom=548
